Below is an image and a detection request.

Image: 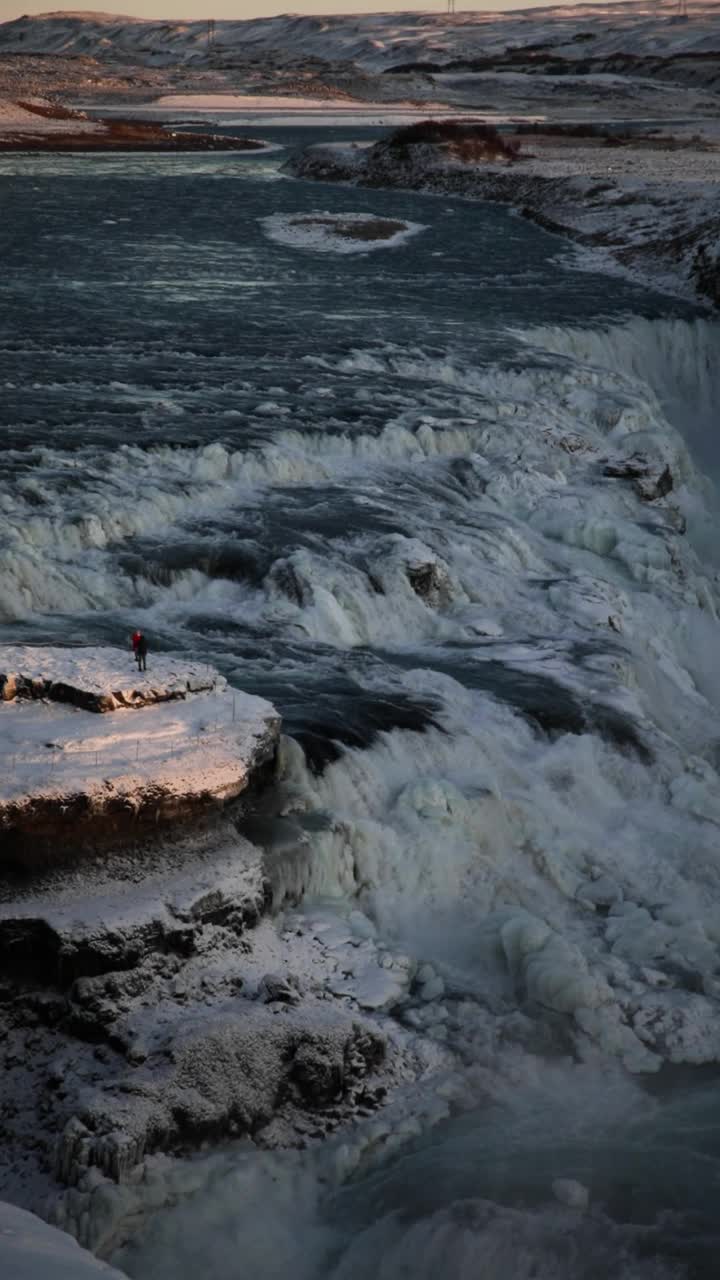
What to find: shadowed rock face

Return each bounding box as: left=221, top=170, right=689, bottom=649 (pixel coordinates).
left=0, top=749, right=278, bottom=873
left=0, top=839, right=271, bottom=984
left=0, top=828, right=394, bottom=1237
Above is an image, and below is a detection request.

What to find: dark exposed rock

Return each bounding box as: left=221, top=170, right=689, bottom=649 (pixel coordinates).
left=635, top=463, right=674, bottom=502
left=258, top=972, right=301, bottom=1004
left=603, top=453, right=651, bottom=479
left=266, top=558, right=311, bottom=606
left=406, top=562, right=444, bottom=603
left=289, top=1039, right=345, bottom=1104
left=603, top=456, right=674, bottom=502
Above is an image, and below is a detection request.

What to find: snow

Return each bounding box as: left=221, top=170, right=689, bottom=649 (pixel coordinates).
left=0, top=1199, right=126, bottom=1280
left=1, top=643, right=221, bottom=705
left=260, top=211, right=426, bottom=255
left=0, top=646, right=279, bottom=807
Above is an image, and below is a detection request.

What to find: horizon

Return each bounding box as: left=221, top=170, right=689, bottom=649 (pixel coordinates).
left=0, top=0, right=653, bottom=28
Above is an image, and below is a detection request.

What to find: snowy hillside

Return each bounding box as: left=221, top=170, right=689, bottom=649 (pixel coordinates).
left=0, top=2, right=718, bottom=70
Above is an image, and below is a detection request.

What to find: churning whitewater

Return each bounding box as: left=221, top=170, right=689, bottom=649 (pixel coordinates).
left=1, top=139, right=720, bottom=1277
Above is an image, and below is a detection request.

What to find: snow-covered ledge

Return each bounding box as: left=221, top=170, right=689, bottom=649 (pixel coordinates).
left=0, top=647, right=280, bottom=867
left=0, top=645, right=220, bottom=712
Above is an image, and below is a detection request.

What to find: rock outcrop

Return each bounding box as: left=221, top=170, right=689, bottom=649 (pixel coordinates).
left=0, top=828, right=404, bottom=1248
left=0, top=646, right=219, bottom=712
left=0, top=647, right=280, bottom=868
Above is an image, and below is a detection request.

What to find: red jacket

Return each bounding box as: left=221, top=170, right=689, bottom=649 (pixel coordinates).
left=132, top=630, right=142, bottom=652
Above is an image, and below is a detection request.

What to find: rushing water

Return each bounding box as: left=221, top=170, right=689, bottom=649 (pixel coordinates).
left=2, top=132, right=720, bottom=1278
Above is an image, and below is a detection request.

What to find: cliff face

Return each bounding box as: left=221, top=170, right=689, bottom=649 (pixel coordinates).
left=0, top=650, right=411, bottom=1254
left=0, top=647, right=280, bottom=868
left=0, top=828, right=410, bottom=1257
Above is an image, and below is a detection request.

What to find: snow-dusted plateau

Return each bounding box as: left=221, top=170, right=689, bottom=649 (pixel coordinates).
left=1, top=2, right=720, bottom=1277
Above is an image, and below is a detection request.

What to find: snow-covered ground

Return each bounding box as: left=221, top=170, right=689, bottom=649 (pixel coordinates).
left=0, top=647, right=280, bottom=851
left=1, top=644, right=220, bottom=707
left=1, top=690, right=274, bottom=803
left=0, top=816, right=447, bottom=1251
left=153, top=93, right=453, bottom=116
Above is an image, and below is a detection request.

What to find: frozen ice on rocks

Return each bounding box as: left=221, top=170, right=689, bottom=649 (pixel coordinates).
left=329, top=959, right=409, bottom=1011
left=632, top=992, right=720, bottom=1064
left=349, top=910, right=377, bottom=941
left=552, top=1178, right=589, bottom=1210
left=260, top=211, right=426, bottom=256
left=0, top=1198, right=126, bottom=1279
left=499, top=912, right=611, bottom=1015
left=575, top=1005, right=661, bottom=1074
left=419, top=975, right=445, bottom=1002
left=416, top=964, right=436, bottom=985
left=576, top=876, right=624, bottom=910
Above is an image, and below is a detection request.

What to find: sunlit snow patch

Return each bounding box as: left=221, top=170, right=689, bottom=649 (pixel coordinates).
left=260, top=211, right=426, bottom=255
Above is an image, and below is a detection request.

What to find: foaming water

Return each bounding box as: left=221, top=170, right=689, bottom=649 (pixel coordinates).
left=2, top=140, right=720, bottom=1276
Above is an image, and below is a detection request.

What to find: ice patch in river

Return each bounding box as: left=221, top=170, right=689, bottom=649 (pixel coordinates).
left=260, top=211, right=426, bottom=255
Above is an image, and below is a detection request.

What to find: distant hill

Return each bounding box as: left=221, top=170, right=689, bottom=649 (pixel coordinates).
left=0, top=2, right=717, bottom=71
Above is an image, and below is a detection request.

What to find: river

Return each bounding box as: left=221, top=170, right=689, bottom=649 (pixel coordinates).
left=1, top=129, right=719, bottom=1279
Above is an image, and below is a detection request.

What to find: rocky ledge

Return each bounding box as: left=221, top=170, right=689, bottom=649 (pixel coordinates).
left=0, top=646, right=280, bottom=868
left=0, top=822, right=432, bottom=1256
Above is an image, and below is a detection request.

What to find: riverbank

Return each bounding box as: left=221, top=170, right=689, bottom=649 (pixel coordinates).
left=0, top=96, right=266, bottom=151
left=287, top=123, right=720, bottom=307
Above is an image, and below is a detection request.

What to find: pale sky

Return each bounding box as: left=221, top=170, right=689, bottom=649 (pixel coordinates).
left=0, top=1, right=622, bottom=25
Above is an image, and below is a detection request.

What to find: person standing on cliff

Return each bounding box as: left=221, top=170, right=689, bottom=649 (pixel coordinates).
left=133, top=631, right=148, bottom=672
